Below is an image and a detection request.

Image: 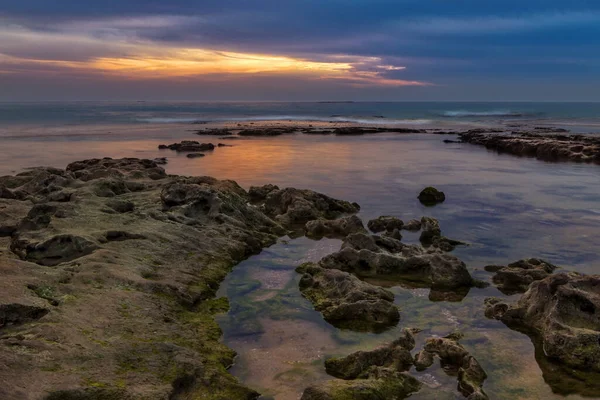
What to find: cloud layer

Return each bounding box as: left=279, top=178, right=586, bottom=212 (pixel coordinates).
left=1, top=1, right=599, bottom=100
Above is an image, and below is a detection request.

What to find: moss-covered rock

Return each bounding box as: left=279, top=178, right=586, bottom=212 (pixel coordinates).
left=418, top=187, right=446, bottom=206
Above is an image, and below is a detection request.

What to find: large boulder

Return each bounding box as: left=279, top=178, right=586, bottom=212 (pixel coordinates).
left=260, top=187, right=360, bottom=228
left=297, top=263, right=400, bottom=332
left=485, top=258, right=558, bottom=294
left=305, top=215, right=366, bottom=239
left=319, top=233, right=474, bottom=292
left=486, top=272, right=600, bottom=373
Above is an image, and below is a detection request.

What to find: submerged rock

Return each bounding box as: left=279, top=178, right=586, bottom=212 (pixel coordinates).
left=325, top=329, right=416, bottom=379
left=301, top=370, right=422, bottom=400
left=418, top=187, right=446, bottom=206
left=367, top=216, right=404, bottom=233
left=296, top=263, right=400, bottom=332
left=305, top=215, right=366, bottom=239
left=486, top=272, right=600, bottom=373
left=484, top=258, right=558, bottom=294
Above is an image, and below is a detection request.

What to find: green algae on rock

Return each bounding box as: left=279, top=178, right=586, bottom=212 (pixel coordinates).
left=296, top=262, right=400, bottom=332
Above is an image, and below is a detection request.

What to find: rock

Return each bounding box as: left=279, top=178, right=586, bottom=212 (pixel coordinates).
left=93, top=178, right=130, bottom=197
left=383, top=228, right=403, bottom=241
left=1, top=157, right=360, bottom=399
left=458, top=131, right=600, bottom=164
left=19, top=204, right=57, bottom=231
left=217, top=143, right=233, bottom=147
left=158, top=141, right=215, bottom=152
left=261, top=187, right=360, bottom=228
left=367, top=216, right=404, bottom=233
left=305, top=215, right=366, bottom=239
left=419, top=216, right=466, bottom=251
left=486, top=272, right=600, bottom=373
left=297, top=263, right=400, bottom=332
left=248, top=184, right=279, bottom=202
left=419, top=216, right=441, bottom=243
left=153, top=157, right=168, bottom=165
left=14, top=234, right=99, bottom=266
left=0, top=185, right=16, bottom=199
left=418, top=187, right=446, bottom=206
left=414, top=350, right=434, bottom=370
left=484, top=258, right=558, bottom=294
left=325, top=329, right=416, bottom=379
left=105, top=199, right=135, bottom=213
left=301, top=369, right=421, bottom=400
left=319, top=233, right=474, bottom=292
left=402, top=219, right=421, bottom=231
left=186, top=153, right=206, bottom=158
left=0, top=304, right=49, bottom=328
left=422, top=333, right=488, bottom=399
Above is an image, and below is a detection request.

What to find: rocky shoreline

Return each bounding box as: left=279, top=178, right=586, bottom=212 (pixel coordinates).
left=0, top=158, right=360, bottom=399
left=2, top=154, right=600, bottom=400
left=456, top=130, right=600, bottom=164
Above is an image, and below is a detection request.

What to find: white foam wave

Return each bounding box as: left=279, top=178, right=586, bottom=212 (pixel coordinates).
left=441, top=110, right=524, bottom=118
left=138, top=115, right=433, bottom=125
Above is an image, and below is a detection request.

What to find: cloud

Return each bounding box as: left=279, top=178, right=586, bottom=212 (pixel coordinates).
left=396, top=11, right=600, bottom=35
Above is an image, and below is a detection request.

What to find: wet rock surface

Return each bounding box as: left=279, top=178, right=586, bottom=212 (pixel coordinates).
left=320, top=231, right=475, bottom=292
left=367, top=216, right=404, bottom=233
left=458, top=131, right=600, bottom=164
left=302, top=330, right=422, bottom=400
left=257, top=187, right=360, bottom=229
left=158, top=140, right=215, bottom=152
left=0, top=157, right=358, bottom=399
left=420, top=333, right=488, bottom=399
left=485, top=272, right=600, bottom=373
left=305, top=215, right=367, bottom=239
left=484, top=258, right=558, bottom=294
left=418, top=186, right=446, bottom=206
left=296, top=263, right=400, bottom=332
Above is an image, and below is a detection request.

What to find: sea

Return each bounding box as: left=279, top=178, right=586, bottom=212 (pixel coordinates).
left=1, top=101, right=600, bottom=399
left=0, top=101, right=599, bottom=130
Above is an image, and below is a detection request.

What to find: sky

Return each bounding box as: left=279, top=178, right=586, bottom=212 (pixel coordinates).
left=0, top=1, right=599, bottom=101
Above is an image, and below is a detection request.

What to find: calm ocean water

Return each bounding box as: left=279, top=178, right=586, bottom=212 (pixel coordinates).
left=0, top=101, right=599, bottom=131
left=1, top=102, right=599, bottom=399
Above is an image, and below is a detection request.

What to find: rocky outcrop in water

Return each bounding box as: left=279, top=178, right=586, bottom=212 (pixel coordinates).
left=458, top=131, right=600, bottom=164
left=416, top=333, right=488, bottom=399
left=320, top=232, right=475, bottom=293
left=296, top=263, right=400, bottom=332
left=367, top=216, right=404, bottom=233
left=418, top=186, right=446, bottom=206
left=305, top=215, right=366, bottom=239
left=251, top=186, right=360, bottom=228
left=484, top=258, right=558, bottom=294
left=419, top=216, right=466, bottom=251
left=0, top=157, right=358, bottom=399
left=485, top=272, right=600, bottom=373
left=158, top=140, right=216, bottom=152
left=302, top=329, right=422, bottom=400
